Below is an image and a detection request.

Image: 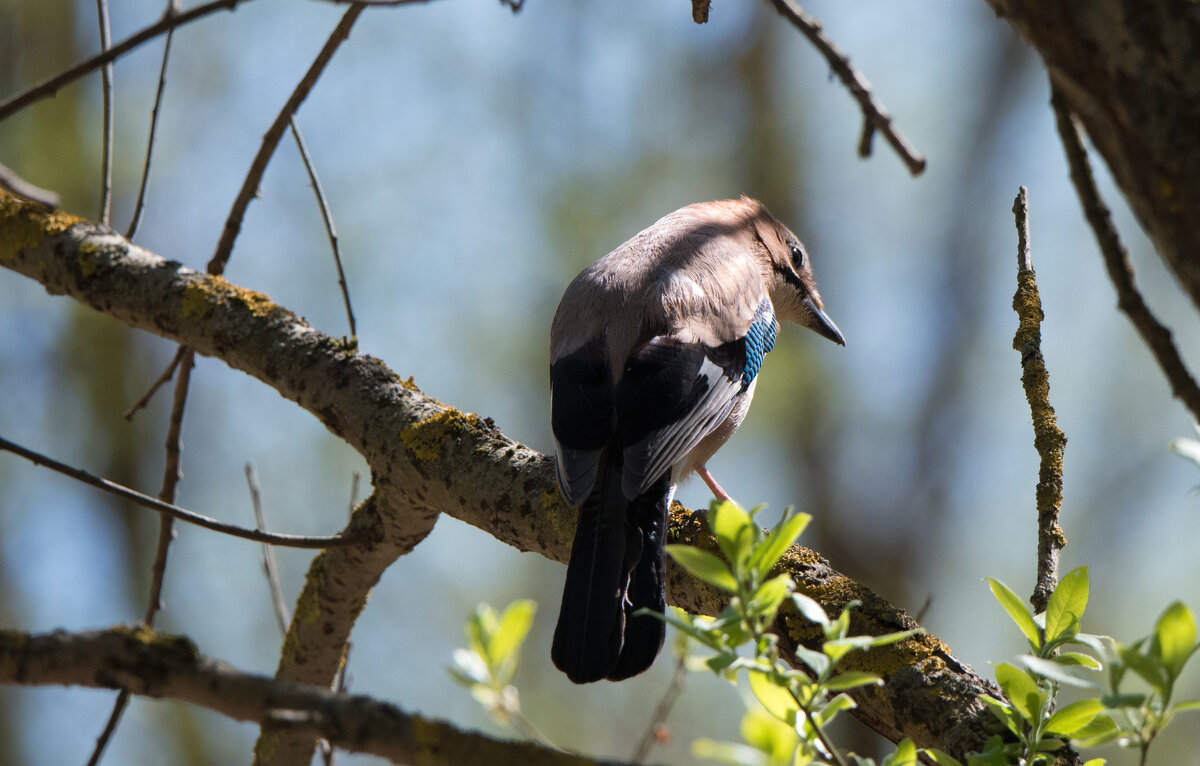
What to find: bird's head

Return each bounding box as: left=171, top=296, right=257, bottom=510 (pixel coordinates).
left=748, top=200, right=845, bottom=347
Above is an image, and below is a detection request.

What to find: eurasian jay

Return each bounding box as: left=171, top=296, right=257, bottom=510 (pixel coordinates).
left=549, top=197, right=844, bottom=684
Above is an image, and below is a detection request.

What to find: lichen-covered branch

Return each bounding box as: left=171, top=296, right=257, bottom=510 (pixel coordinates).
left=1, top=190, right=1001, bottom=761
left=0, top=627, right=622, bottom=766
left=1010, top=187, right=1067, bottom=615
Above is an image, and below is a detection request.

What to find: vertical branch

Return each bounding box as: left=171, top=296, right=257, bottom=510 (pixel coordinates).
left=1010, top=187, right=1067, bottom=613
left=95, top=0, right=114, bottom=224
left=127, top=0, right=182, bottom=239
left=245, top=463, right=293, bottom=636
left=289, top=117, right=357, bottom=337
left=86, top=350, right=196, bottom=766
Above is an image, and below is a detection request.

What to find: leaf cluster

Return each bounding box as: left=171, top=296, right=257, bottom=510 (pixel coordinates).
left=971, top=567, right=1200, bottom=766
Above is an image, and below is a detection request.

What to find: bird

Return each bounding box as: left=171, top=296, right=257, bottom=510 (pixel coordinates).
left=548, top=196, right=845, bottom=684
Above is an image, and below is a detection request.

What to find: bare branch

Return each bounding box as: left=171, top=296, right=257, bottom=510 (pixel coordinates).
left=0, top=435, right=357, bottom=549
left=209, top=4, right=367, bottom=275
left=245, top=462, right=293, bottom=636
left=127, top=0, right=183, bottom=240
left=0, top=0, right=255, bottom=122
left=1010, top=186, right=1067, bottom=614
left=0, top=162, right=59, bottom=208
left=1050, top=87, right=1200, bottom=423
left=290, top=117, right=357, bottom=337
left=765, top=0, right=926, bottom=176
left=88, top=346, right=196, bottom=766
left=95, top=0, right=114, bottom=225
left=0, top=627, right=624, bottom=766
left=123, top=345, right=187, bottom=420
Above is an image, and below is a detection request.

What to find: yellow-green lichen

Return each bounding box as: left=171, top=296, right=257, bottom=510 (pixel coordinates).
left=180, top=282, right=216, bottom=319
left=0, top=190, right=83, bottom=264
left=77, top=240, right=100, bottom=277
left=399, top=408, right=480, bottom=461
left=179, top=275, right=279, bottom=321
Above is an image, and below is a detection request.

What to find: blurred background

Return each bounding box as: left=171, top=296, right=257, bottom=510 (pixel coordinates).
left=2, top=0, right=1200, bottom=763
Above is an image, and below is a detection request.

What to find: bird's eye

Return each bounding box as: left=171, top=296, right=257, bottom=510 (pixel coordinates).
left=789, top=243, right=807, bottom=270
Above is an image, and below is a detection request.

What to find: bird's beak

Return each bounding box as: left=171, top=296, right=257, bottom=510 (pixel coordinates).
left=803, top=298, right=845, bottom=346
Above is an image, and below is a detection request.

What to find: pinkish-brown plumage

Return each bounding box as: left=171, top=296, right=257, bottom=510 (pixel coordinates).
left=549, top=197, right=843, bottom=684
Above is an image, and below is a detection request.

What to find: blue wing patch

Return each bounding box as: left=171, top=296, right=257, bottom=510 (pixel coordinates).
left=742, top=300, right=777, bottom=387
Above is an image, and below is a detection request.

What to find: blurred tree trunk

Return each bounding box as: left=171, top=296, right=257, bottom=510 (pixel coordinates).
left=988, top=0, right=1200, bottom=310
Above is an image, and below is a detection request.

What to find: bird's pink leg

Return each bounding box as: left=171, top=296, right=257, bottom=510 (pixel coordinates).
left=697, top=464, right=734, bottom=503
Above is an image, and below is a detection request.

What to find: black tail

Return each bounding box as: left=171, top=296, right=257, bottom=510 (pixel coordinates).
left=552, top=453, right=669, bottom=684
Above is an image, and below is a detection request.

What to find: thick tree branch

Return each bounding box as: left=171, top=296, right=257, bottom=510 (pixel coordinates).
left=0, top=191, right=1002, bottom=760
left=0, top=627, right=621, bottom=766
left=987, top=0, right=1200, bottom=313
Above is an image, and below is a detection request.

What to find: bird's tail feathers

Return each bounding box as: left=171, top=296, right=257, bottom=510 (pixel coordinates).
left=552, top=455, right=670, bottom=683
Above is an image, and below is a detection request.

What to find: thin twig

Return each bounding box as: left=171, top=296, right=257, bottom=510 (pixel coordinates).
left=321, top=642, right=352, bottom=765
left=245, top=463, right=292, bottom=636
left=144, top=348, right=195, bottom=625
left=208, top=3, right=367, bottom=276
left=630, top=653, right=688, bottom=763
left=1050, top=86, right=1200, bottom=423
left=123, top=345, right=186, bottom=420
left=0, top=435, right=356, bottom=549
left=95, top=0, right=114, bottom=225
left=87, top=349, right=196, bottom=766
left=1010, top=186, right=1067, bottom=614
left=0, top=0, right=254, bottom=122
left=127, top=0, right=182, bottom=239
left=0, top=162, right=59, bottom=207
left=766, top=0, right=926, bottom=176
left=86, top=694, right=128, bottom=766
left=290, top=117, right=357, bottom=337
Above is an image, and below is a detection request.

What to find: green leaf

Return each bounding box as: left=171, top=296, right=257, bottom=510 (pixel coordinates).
left=1055, top=651, right=1102, bottom=669
left=1170, top=436, right=1200, bottom=468
left=487, top=599, right=536, bottom=670
left=741, top=708, right=799, bottom=762
left=710, top=500, right=755, bottom=573
left=825, top=671, right=883, bottom=692
left=791, top=592, right=830, bottom=626
left=447, top=648, right=489, bottom=686
left=1080, top=760, right=1107, bottom=766
left=693, top=738, right=769, bottom=766
left=880, top=738, right=917, bottom=766
left=1070, top=713, right=1120, bottom=747
left=1045, top=698, right=1105, bottom=736
left=1020, top=655, right=1102, bottom=690
left=860, top=629, right=920, bottom=649
left=987, top=578, right=1041, bottom=650
left=748, top=511, right=810, bottom=581
left=920, top=749, right=965, bottom=766
left=1153, top=601, right=1197, bottom=678
left=978, top=695, right=1021, bottom=736
left=813, top=692, right=856, bottom=726
left=747, top=575, right=794, bottom=619
left=1119, top=643, right=1169, bottom=693
left=792, top=644, right=831, bottom=676
left=994, top=662, right=1045, bottom=723
left=666, top=545, right=739, bottom=592
left=748, top=669, right=799, bottom=723
left=1045, top=567, right=1089, bottom=645
left=1170, top=699, right=1200, bottom=714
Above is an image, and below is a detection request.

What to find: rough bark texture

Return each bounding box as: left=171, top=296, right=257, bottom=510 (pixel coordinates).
left=0, top=191, right=1009, bottom=761
left=0, top=627, right=623, bottom=766
left=987, top=0, right=1200, bottom=310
